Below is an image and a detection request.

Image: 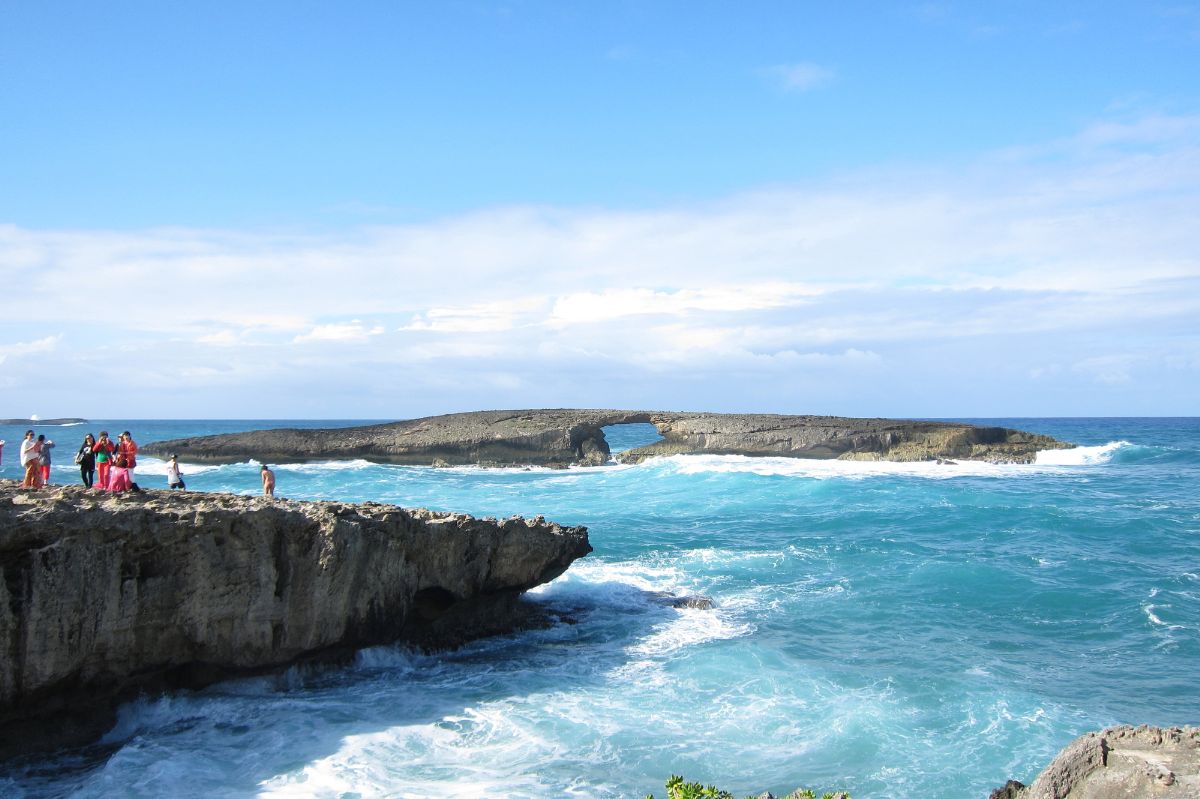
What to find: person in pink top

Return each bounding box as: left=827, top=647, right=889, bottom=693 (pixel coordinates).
left=108, top=453, right=132, bottom=493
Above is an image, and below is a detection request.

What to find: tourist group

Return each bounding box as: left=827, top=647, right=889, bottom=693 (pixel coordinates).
left=11, top=430, right=144, bottom=492
left=3, top=430, right=277, bottom=496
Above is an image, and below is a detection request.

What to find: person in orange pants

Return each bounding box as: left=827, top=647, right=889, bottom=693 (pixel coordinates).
left=19, top=430, right=42, bottom=488
left=92, top=431, right=116, bottom=489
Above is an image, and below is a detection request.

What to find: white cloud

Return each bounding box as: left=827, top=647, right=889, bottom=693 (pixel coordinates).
left=1, top=111, right=1198, bottom=415
left=1072, top=354, right=1137, bottom=385
left=293, top=322, right=386, bottom=344
left=404, top=298, right=549, bottom=333
left=548, top=283, right=822, bottom=325
left=765, top=62, right=835, bottom=92
left=0, top=335, right=62, bottom=364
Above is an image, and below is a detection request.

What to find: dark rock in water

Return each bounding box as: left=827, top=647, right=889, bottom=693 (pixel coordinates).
left=646, top=591, right=715, bottom=609
left=141, top=409, right=1072, bottom=467
left=990, top=725, right=1199, bottom=798
left=988, top=780, right=1027, bottom=799
left=668, top=595, right=716, bottom=610
left=0, top=481, right=591, bottom=757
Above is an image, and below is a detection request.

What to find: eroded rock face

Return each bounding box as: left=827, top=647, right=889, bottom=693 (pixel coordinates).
left=141, top=409, right=1072, bottom=467
left=0, top=481, right=590, bottom=754
left=990, top=725, right=1200, bottom=799
left=619, top=413, right=1069, bottom=464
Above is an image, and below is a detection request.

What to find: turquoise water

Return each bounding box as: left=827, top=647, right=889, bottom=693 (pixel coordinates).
left=2, top=418, right=1197, bottom=798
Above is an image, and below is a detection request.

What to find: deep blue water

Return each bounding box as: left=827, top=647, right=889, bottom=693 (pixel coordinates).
left=1, top=418, right=1197, bottom=798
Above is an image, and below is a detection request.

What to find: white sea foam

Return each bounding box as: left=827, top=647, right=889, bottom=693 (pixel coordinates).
left=1142, top=602, right=1184, bottom=631
left=1035, top=441, right=1129, bottom=465
left=646, top=453, right=1016, bottom=480
left=130, top=456, right=224, bottom=476
left=629, top=441, right=1131, bottom=480
left=270, top=458, right=376, bottom=472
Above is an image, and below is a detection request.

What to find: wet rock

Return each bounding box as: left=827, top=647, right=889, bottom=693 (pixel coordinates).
left=670, top=595, right=716, bottom=610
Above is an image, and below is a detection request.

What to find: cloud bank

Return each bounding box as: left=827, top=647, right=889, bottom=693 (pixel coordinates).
left=1, top=113, right=1198, bottom=417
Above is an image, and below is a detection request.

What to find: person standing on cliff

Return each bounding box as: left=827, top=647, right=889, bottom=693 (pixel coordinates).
left=92, top=431, right=116, bottom=489
left=0, top=438, right=5, bottom=468
left=36, top=434, right=53, bottom=485
left=261, top=464, right=275, bottom=497
left=118, top=431, right=139, bottom=490
left=76, top=433, right=96, bottom=488
left=19, top=430, right=41, bottom=488
left=166, top=454, right=186, bottom=490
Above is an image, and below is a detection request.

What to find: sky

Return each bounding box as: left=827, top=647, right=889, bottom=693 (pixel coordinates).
left=2, top=1, right=1199, bottom=419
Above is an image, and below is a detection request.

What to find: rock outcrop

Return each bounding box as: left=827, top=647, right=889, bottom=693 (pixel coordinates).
left=616, top=412, right=1068, bottom=464
left=0, top=481, right=591, bottom=756
left=142, top=409, right=1072, bottom=467
left=990, top=725, right=1200, bottom=799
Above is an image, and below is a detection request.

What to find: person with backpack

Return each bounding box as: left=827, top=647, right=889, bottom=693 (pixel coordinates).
left=37, top=435, right=55, bottom=484
left=76, top=433, right=97, bottom=487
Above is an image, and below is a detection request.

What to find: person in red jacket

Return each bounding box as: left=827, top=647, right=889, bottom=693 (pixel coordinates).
left=92, top=431, right=117, bottom=490
left=118, top=431, right=139, bottom=490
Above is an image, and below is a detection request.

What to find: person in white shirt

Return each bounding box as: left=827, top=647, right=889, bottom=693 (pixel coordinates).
left=19, top=431, right=41, bottom=488
left=166, top=454, right=186, bottom=490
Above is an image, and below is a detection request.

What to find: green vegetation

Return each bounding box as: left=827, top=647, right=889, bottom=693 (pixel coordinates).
left=645, top=774, right=850, bottom=799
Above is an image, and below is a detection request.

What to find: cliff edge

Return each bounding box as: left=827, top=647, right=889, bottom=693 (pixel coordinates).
left=990, top=725, right=1200, bottom=799
left=0, top=481, right=591, bottom=755
left=141, top=409, right=1072, bottom=467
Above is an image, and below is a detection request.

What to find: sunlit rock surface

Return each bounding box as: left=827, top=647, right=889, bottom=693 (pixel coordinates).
left=142, top=409, right=1072, bottom=467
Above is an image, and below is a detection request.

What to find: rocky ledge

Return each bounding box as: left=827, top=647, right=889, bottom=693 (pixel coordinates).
left=990, top=725, right=1200, bottom=799
left=0, top=481, right=591, bottom=756
left=141, top=409, right=1072, bottom=467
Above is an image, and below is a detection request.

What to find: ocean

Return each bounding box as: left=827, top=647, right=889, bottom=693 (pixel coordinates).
left=1, top=417, right=1197, bottom=798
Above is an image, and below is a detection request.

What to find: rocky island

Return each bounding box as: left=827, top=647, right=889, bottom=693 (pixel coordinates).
left=142, top=409, right=1072, bottom=467
left=0, top=481, right=591, bottom=756
left=0, top=417, right=87, bottom=426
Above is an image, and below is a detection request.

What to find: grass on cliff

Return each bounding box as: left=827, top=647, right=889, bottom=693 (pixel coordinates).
left=645, top=774, right=850, bottom=799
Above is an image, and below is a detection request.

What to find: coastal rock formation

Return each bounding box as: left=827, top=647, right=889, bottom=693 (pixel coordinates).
left=616, top=412, right=1068, bottom=464
left=989, top=725, right=1200, bottom=799
left=142, top=409, right=1072, bottom=467
left=0, top=481, right=591, bottom=755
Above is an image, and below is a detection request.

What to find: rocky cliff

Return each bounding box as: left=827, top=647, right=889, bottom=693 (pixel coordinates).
left=141, top=409, right=1072, bottom=467
left=990, top=725, right=1200, bottom=799
left=0, top=481, right=591, bottom=755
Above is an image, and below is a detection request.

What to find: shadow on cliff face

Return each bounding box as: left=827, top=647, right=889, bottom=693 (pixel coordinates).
left=2, top=582, right=711, bottom=797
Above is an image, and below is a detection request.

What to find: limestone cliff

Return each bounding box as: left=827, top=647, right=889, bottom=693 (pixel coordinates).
left=0, top=481, right=591, bottom=754
left=141, top=409, right=1072, bottom=467
left=618, top=413, right=1068, bottom=463
left=989, top=725, right=1200, bottom=799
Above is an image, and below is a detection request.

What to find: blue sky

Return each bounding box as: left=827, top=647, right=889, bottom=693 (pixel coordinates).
left=2, top=2, right=1199, bottom=418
